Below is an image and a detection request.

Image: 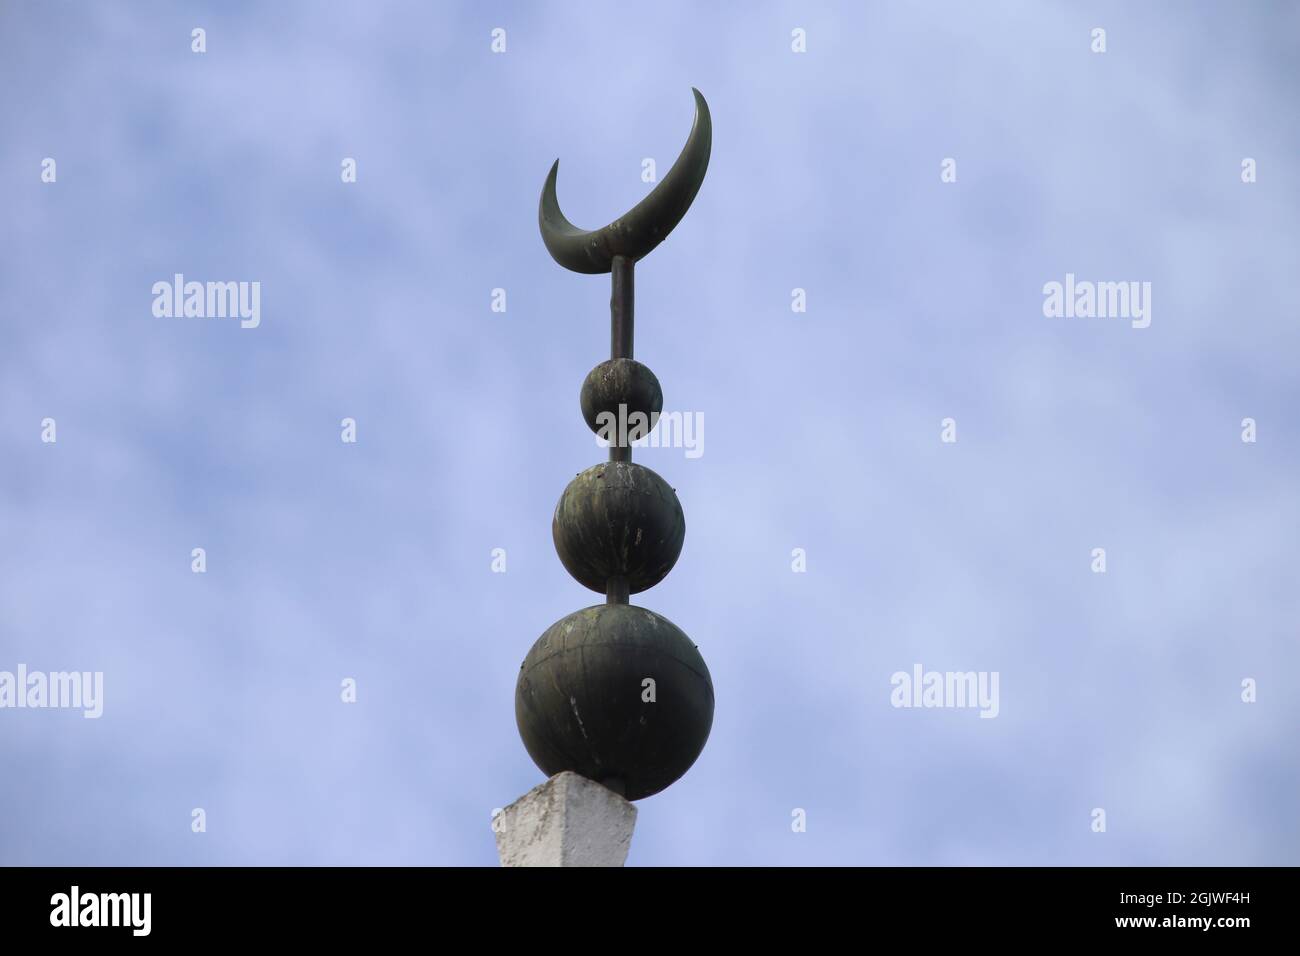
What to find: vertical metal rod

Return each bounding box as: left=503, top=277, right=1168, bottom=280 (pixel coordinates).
left=606, top=575, right=629, bottom=606
left=608, top=255, right=634, bottom=605
left=609, top=255, right=634, bottom=465
left=611, top=255, right=634, bottom=361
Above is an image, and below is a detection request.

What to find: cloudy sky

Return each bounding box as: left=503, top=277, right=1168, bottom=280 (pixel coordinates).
left=2, top=0, right=1297, bottom=865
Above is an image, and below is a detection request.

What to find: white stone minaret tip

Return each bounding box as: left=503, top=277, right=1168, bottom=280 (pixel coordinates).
left=494, top=771, right=637, bottom=867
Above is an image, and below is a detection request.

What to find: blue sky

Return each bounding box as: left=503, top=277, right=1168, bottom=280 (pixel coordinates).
left=2, top=0, right=1297, bottom=865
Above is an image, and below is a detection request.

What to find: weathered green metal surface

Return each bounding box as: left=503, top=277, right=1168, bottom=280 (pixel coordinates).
left=579, top=358, right=663, bottom=440
left=515, top=604, right=714, bottom=801
left=517, top=88, right=714, bottom=802
left=539, top=89, right=712, bottom=274
left=552, top=461, right=684, bottom=595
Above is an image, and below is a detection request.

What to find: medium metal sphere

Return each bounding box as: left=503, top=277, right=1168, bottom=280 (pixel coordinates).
left=515, top=604, right=714, bottom=801
left=579, top=358, right=662, bottom=441
left=553, top=461, right=684, bottom=594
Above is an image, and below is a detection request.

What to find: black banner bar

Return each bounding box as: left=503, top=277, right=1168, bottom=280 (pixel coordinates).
left=0, top=866, right=1280, bottom=942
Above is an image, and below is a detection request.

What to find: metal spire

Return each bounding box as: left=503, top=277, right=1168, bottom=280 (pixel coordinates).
left=513, top=89, right=716, bottom=803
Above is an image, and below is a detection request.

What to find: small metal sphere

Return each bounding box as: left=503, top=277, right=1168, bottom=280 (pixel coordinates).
left=515, top=604, right=714, bottom=801
left=553, top=461, right=684, bottom=594
left=579, top=358, right=663, bottom=441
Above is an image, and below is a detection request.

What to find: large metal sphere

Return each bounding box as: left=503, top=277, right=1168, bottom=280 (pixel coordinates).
left=515, top=604, right=714, bottom=801
left=579, top=358, right=663, bottom=441
left=553, top=461, right=684, bottom=594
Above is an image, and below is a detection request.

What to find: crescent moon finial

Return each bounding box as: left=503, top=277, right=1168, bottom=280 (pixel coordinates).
left=539, top=88, right=712, bottom=275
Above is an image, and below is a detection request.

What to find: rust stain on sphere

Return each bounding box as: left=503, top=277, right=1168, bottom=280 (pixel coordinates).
left=552, top=461, right=684, bottom=594
left=515, top=604, right=714, bottom=801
